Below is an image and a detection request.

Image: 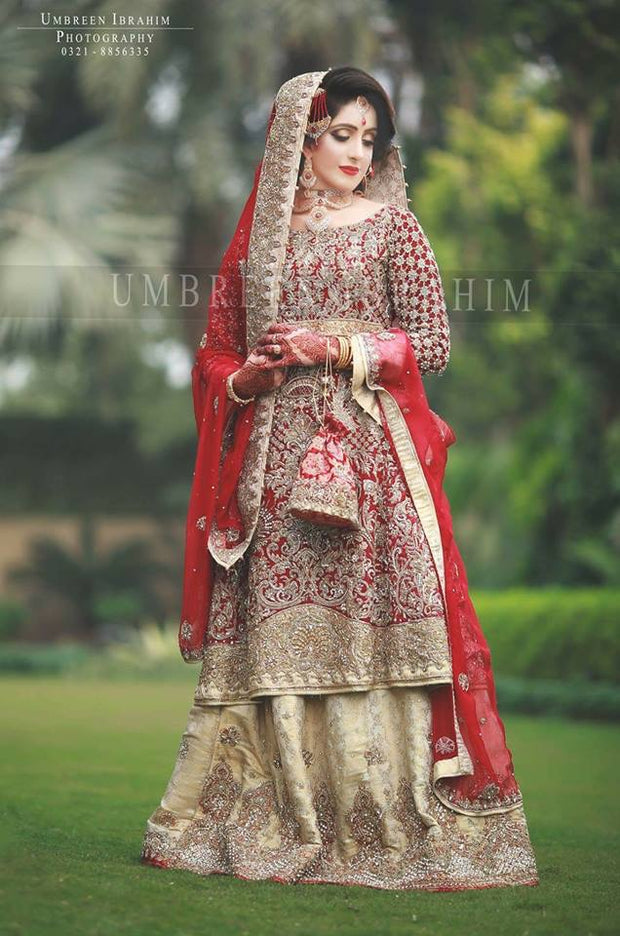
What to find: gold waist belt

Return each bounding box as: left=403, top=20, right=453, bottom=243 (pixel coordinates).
left=282, top=318, right=385, bottom=337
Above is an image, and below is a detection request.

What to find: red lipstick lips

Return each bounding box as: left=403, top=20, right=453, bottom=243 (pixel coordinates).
left=339, top=166, right=359, bottom=175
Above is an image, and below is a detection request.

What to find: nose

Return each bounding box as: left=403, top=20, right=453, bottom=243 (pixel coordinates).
left=349, top=136, right=366, bottom=161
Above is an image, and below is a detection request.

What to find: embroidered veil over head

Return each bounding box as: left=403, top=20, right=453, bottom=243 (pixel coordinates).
left=178, top=70, right=524, bottom=819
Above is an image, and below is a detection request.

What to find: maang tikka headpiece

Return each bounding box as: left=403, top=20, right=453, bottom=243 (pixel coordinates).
left=355, top=95, right=370, bottom=125
left=306, top=89, right=373, bottom=142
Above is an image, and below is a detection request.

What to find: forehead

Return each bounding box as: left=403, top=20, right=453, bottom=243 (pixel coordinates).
left=331, top=98, right=378, bottom=131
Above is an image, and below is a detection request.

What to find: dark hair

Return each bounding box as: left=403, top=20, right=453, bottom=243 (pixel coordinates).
left=300, top=66, right=397, bottom=189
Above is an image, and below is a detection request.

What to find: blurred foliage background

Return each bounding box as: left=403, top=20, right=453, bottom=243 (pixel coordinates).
left=0, top=0, right=618, bottom=709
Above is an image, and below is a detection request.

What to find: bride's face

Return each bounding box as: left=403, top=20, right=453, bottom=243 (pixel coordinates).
left=301, top=98, right=378, bottom=193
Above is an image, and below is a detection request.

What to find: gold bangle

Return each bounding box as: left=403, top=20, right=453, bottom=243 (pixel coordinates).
left=335, top=336, right=346, bottom=368
left=226, top=370, right=255, bottom=404
left=335, top=336, right=345, bottom=368
left=336, top=336, right=352, bottom=369
left=343, top=338, right=353, bottom=367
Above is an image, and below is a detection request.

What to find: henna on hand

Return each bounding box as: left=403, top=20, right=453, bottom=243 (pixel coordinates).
left=255, top=323, right=337, bottom=369
left=232, top=348, right=286, bottom=399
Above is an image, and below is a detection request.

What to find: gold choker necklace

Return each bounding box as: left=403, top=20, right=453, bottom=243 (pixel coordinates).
left=292, top=187, right=354, bottom=234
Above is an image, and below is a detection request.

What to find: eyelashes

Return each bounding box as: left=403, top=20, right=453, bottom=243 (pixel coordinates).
left=331, top=133, right=375, bottom=148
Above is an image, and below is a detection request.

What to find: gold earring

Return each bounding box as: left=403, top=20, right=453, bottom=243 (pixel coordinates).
left=300, top=154, right=317, bottom=189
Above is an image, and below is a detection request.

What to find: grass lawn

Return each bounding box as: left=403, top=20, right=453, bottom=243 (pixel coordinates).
left=0, top=675, right=617, bottom=936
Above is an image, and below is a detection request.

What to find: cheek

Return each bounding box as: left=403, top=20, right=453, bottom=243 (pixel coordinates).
left=315, top=138, right=342, bottom=166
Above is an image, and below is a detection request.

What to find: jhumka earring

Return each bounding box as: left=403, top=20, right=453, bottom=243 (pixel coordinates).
left=300, top=154, right=318, bottom=189
left=360, top=164, right=375, bottom=195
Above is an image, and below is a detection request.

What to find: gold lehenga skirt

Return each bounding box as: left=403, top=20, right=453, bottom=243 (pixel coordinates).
left=141, top=683, right=539, bottom=891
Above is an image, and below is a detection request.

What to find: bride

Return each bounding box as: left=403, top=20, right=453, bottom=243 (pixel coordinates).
left=141, top=66, right=539, bottom=891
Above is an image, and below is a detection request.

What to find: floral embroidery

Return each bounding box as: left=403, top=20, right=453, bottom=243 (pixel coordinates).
left=236, top=781, right=278, bottom=834
left=458, top=672, right=470, bottom=691
left=364, top=745, right=386, bottom=766
left=198, top=759, right=240, bottom=820
left=435, top=736, right=456, bottom=755
left=358, top=332, right=381, bottom=386
left=150, top=807, right=179, bottom=829
left=345, top=783, right=384, bottom=848
left=219, top=726, right=242, bottom=746
left=195, top=516, right=207, bottom=531
left=436, top=780, right=523, bottom=813
left=479, top=782, right=501, bottom=802
left=180, top=619, right=192, bottom=641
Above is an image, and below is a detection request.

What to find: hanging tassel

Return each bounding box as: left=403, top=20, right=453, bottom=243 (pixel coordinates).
left=306, top=88, right=331, bottom=141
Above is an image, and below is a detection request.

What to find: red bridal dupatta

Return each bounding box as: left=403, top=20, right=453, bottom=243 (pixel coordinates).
left=178, top=71, right=524, bottom=818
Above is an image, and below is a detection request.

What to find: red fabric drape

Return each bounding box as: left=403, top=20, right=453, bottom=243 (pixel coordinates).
left=178, top=158, right=262, bottom=660
left=180, top=102, right=279, bottom=660
left=368, top=328, right=522, bottom=812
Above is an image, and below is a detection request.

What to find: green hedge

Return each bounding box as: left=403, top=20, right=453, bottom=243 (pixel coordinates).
left=0, top=642, right=92, bottom=673
left=495, top=676, right=620, bottom=722
left=473, top=588, right=619, bottom=683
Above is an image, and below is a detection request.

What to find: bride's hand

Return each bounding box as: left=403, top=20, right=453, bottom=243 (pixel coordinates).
left=230, top=348, right=286, bottom=400
left=255, top=323, right=337, bottom=369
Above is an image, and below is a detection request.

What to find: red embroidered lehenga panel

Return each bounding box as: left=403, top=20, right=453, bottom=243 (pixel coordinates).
left=141, top=205, right=539, bottom=890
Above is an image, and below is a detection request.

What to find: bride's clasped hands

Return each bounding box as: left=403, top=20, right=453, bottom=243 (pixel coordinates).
left=231, top=323, right=334, bottom=400
left=254, top=322, right=335, bottom=369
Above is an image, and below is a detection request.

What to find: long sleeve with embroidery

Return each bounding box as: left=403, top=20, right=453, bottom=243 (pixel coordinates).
left=386, top=207, right=450, bottom=375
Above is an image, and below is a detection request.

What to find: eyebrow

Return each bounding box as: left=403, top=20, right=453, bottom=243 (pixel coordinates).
left=331, top=123, right=378, bottom=133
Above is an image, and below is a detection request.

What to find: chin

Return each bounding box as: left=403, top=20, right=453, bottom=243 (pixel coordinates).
left=329, top=175, right=358, bottom=192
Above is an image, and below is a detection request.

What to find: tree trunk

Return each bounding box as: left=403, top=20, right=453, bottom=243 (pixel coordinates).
left=570, top=109, right=594, bottom=208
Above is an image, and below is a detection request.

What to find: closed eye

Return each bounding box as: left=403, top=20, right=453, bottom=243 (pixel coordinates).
left=332, top=133, right=375, bottom=148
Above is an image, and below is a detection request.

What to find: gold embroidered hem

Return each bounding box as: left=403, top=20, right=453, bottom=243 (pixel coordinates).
left=195, top=608, right=452, bottom=705
left=141, top=686, right=539, bottom=891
